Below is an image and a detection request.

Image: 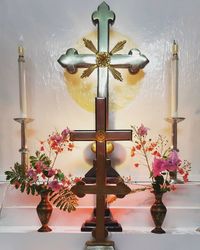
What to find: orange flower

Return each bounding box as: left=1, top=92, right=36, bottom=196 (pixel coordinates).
left=68, top=143, right=74, bottom=151
left=131, top=146, right=135, bottom=157
left=136, top=144, right=141, bottom=150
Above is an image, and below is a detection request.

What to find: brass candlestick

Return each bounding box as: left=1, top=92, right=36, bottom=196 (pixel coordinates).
left=166, top=117, right=185, bottom=183
left=14, top=117, right=33, bottom=173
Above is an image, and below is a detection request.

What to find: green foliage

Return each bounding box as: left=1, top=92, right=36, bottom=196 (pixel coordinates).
left=29, top=151, right=51, bottom=168
left=5, top=128, right=78, bottom=213
left=5, top=162, right=78, bottom=213
left=5, top=162, right=39, bottom=195
left=5, top=162, right=25, bottom=187
left=49, top=188, right=78, bottom=212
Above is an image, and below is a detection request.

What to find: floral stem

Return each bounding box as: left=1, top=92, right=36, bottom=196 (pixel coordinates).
left=132, top=126, right=153, bottom=181
left=51, top=153, right=58, bottom=168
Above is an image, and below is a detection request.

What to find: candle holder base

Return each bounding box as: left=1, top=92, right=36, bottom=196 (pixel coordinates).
left=165, top=117, right=185, bottom=124
left=14, top=117, right=34, bottom=124
left=14, top=117, right=34, bottom=172
left=169, top=172, right=184, bottom=184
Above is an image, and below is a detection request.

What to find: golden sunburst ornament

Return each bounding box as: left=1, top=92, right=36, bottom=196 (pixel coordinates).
left=81, top=38, right=127, bottom=81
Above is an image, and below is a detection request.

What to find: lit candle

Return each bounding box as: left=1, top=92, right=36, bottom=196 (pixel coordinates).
left=18, top=43, right=27, bottom=118
left=171, top=40, right=179, bottom=117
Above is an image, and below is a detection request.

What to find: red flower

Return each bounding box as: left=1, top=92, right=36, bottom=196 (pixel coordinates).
left=74, top=177, right=81, bottom=183
left=152, top=151, right=161, bottom=157
left=183, top=173, right=189, bottom=183
left=136, top=144, right=141, bottom=150
left=134, top=163, right=139, bottom=168
left=178, top=167, right=184, bottom=175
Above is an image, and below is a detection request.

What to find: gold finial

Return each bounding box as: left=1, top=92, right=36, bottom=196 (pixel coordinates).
left=91, top=141, right=114, bottom=154
left=18, top=46, right=24, bottom=57
left=172, top=40, right=178, bottom=55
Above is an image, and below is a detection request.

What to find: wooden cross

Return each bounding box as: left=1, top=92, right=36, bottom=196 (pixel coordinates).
left=58, top=2, right=149, bottom=99
left=71, top=97, right=132, bottom=245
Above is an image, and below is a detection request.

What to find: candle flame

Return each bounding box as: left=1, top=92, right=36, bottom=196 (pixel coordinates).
left=172, top=40, right=178, bottom=55
left=18, top=46, right=24, bottom=57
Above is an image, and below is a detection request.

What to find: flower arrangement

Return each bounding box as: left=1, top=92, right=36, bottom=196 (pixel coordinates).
left=5, top=128, right=79, bottom=212
left=131, top=124, right=191, bottom=193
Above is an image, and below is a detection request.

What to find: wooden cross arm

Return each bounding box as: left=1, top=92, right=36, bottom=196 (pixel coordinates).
left=106, top=130, right=132, bottom=141
left=71, top=181, right=131, bottom=198
left=70, top=131, right=96, bottom=141
left=70, top=130, right=132, bottom=142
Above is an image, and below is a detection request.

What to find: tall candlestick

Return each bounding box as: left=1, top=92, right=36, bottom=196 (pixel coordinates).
left=18, top=45, right=27, bottom=118
left=171, top=40, right=179, bottom=117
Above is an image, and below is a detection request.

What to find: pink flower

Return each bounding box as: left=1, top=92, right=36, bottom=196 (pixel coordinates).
left=35, top=161, right=48, bottom=173
left=61, top=128, right=70, bottom=138
left=46, top=169, right=56, bottom=178
left=166, top=150, right=181, bottom=172
left=48, top=180, right=62, bottom=192
left=168, top=150, right=181, bottom=166
left=137, top=124, right=149, bottom=136
left=50, top=133, right=63, bottom=144
left=152, top=158, right=168, bottom=177
left=27, top=169, right=38, bottom=182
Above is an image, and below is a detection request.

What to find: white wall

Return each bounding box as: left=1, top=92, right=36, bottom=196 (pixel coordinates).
left=0, top=0, right=200, bottom=181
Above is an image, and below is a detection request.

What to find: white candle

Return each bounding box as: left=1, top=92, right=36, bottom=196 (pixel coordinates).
left=171, top=40, right=179, bottom=117
left=18, top=45, right=27, bottom=118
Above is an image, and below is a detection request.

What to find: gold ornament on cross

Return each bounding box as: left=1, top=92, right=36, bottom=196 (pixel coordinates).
left=82, top=38, right=127, bottom=81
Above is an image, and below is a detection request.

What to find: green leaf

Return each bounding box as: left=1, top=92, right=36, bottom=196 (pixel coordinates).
left=57, top=172, right=64, bottom=181
left=10, top=177, right=17, bottom=184
left=26, top=185, right=31, bottom=195
left=20, top=182, right=26, bottom=193
left=6, top=175, right=12, bottom=180
left=30, top=185, right=36, bottom=195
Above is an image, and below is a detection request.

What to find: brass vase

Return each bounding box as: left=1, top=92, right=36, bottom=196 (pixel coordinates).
left=150, top=191, right=167, bottom=234
left=36, top=190, right=53, bottom=232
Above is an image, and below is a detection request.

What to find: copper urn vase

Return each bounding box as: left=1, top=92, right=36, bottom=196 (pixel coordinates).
left=150, top=191, right=167, bottom=234
left=36, top=191, right=53, bottom=232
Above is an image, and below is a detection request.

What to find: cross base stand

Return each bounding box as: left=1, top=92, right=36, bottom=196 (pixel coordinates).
left=85, top=240, right=115, bottom=250
left=81, top=208, right=122, bottom=232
